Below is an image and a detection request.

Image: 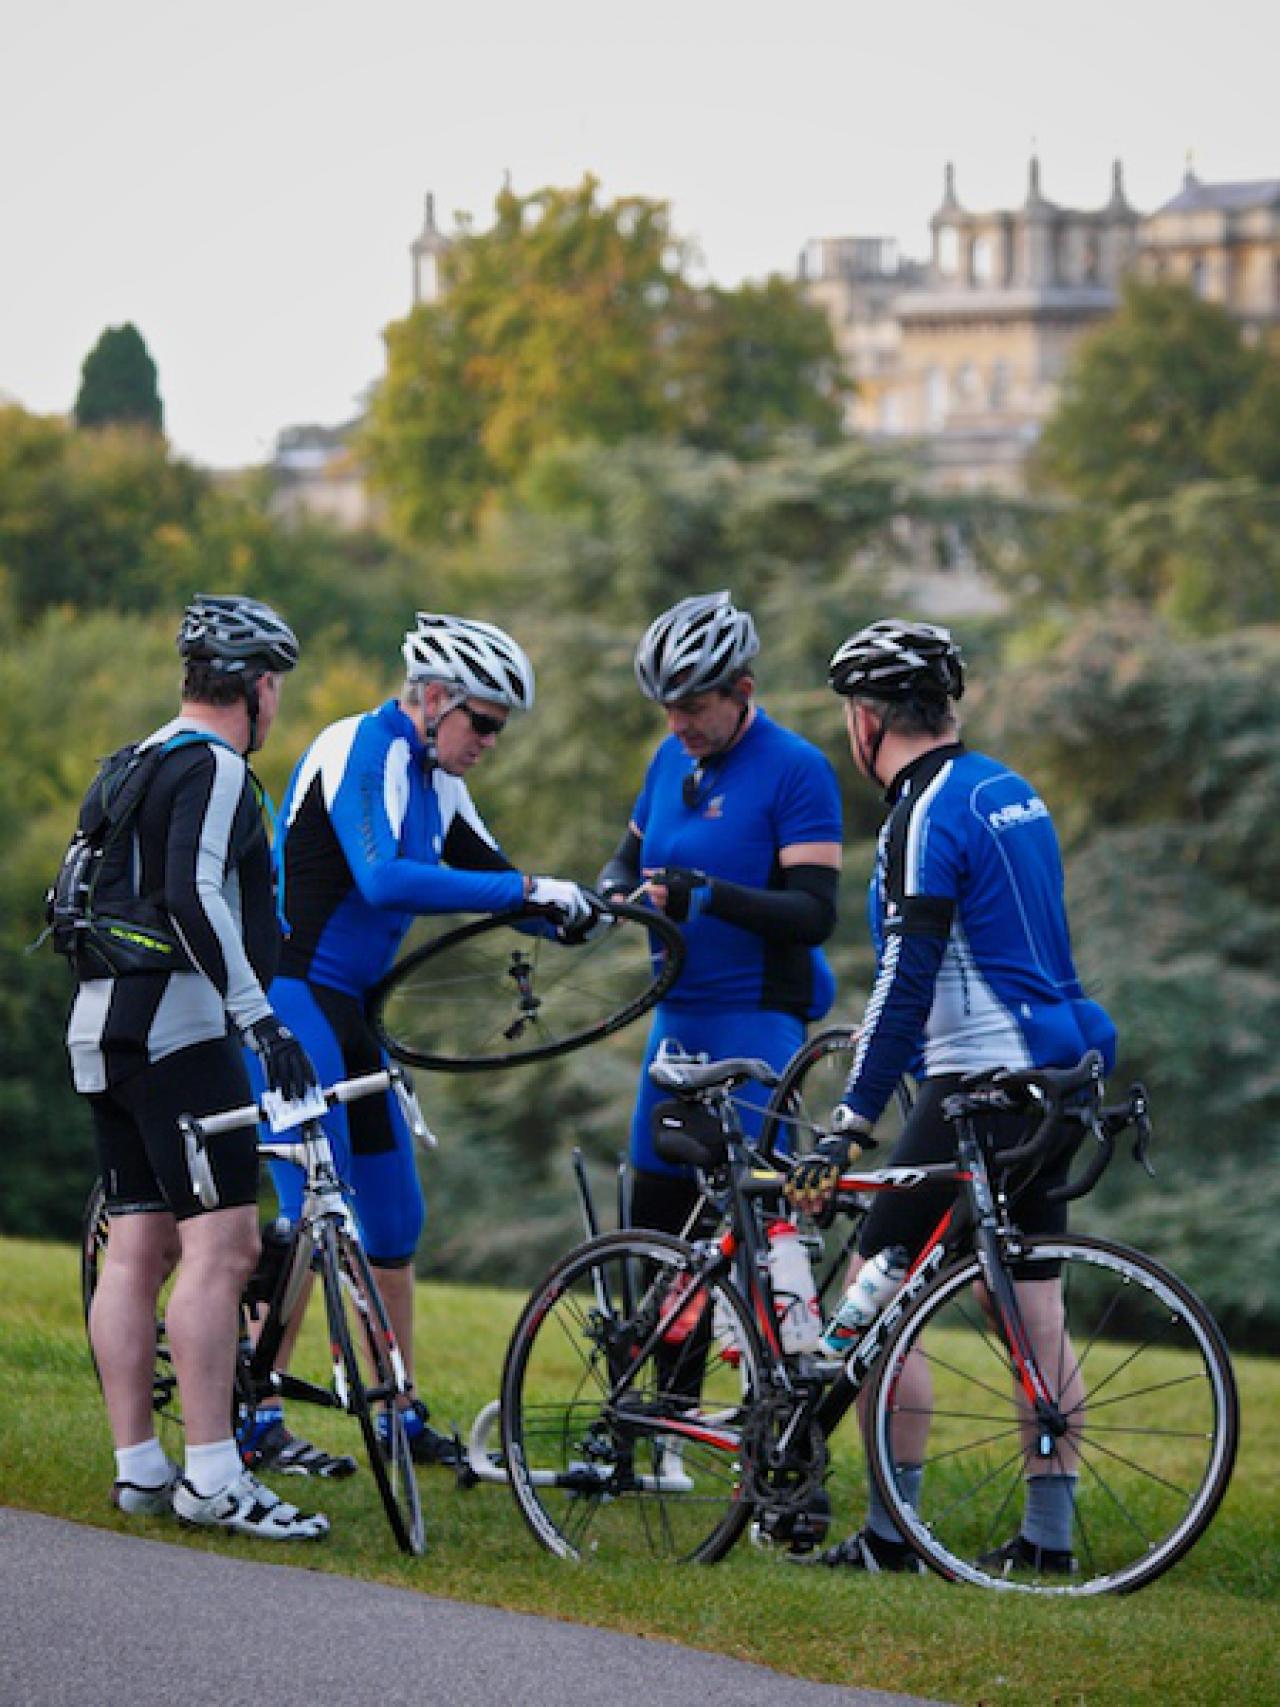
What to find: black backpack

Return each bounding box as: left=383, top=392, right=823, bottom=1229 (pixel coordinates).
left=45, top=730, right=226, bottom=979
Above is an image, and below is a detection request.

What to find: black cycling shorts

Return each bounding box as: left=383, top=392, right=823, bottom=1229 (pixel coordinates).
left=89, top=1035, right=259, bottom=1221
left=858, top=1073, right=1069, bottom=1265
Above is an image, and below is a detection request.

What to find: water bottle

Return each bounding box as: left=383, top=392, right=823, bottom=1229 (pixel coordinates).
left=819, top=1246, right=908, bottom=1356
left=766, top=1219, right=822, bottom=1354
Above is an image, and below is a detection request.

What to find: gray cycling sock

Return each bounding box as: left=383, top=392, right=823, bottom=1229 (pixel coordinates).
left=867, top=1461, right=924, bottom=1543
left=1023, top=1473, right=1079, bottom=1553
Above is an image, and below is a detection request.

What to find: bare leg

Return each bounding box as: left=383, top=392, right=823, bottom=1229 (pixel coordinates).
left=90, top=1211, right=180, bottom=1448
left=371, top=1262, right=416, bottom=1393
left=1012, top=1276, right=1083, bottom=1473
left=165, top=1206, right=260, bottom=1446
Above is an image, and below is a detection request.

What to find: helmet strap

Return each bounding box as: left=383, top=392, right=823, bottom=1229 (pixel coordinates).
left=419, top=686, right=466, bottom=769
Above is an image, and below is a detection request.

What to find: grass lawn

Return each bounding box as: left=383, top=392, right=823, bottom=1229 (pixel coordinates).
left=1, top=1232, right=1276, bottom=1706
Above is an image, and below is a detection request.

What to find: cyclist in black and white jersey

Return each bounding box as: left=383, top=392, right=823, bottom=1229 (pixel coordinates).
left=69, top=595, right=329, bottom=1541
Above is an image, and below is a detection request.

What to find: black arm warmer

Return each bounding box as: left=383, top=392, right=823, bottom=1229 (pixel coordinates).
left=596, top=826, right=642, bottom=897
left=703, top=864, right=838, bottom=946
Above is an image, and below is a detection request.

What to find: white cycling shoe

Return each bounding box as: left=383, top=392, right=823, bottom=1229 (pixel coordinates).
left=173, top=1468, right=329, bottom=1541
left=112, top=1459, right=181, bottom=1516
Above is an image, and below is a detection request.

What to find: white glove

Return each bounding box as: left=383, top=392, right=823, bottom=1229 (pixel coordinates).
left=526, top=876, right=592, bottom=928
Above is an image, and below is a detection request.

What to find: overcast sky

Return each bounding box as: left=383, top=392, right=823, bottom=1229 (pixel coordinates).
left=3, top=0, right=1276, bottom=469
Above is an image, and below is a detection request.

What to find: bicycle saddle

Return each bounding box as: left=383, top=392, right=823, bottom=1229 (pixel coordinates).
left=648, top=1055, right=781, bottom=1096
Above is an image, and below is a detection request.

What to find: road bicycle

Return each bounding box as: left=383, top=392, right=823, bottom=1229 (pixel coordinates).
left=82, top=1068, right=431, bottom=1555
left=497, top=1047, right=1238, bottom=1594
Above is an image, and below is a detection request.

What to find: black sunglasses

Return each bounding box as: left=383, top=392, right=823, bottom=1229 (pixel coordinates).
left=458, top=703, right=508, bottom=739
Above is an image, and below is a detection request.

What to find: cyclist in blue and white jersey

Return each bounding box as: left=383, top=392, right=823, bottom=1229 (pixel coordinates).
left=598, top=591, right=843, bottom=1241
left=788, top=619, right=1117, bottom=1576
left=241, top=614, right=602, bottom=1474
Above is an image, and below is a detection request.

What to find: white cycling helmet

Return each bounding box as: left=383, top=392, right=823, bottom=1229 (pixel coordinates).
left=401, top=613, right=535, bottom=711
left=634, top=590, right=759, bottom=703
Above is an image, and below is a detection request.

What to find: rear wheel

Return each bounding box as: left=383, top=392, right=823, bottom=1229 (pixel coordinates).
left=317, top=1223, right=425, bottom=1556
left=864, top=1235, right=1239, bottom=1595
left=500, top=1229, right=765, bottom=1563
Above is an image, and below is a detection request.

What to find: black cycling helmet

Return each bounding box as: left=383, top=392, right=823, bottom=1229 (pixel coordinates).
left=178, top=594, right=300, bottom=675
left=828, top=620, right=964, bottom=704
left=635, top=590, right=759, bottom=703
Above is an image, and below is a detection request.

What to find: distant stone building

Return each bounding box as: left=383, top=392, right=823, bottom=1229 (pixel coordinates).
left=802, top=160, right=1280, bottom=492
left=410, top=192, right=452, bottom=307
left=1136, top=169, right=1280, bottom=336
left=269, top=422, right=376, bottom=530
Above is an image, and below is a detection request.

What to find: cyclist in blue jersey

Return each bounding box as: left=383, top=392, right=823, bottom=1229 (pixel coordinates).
left=787, top=619, right=1117, bottom=1575
left=597, top=591, right=843, bottom=1242
left=240, top=614, right=603, bottom=1475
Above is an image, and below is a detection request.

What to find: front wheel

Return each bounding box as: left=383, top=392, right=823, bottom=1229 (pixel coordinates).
left=500, top=1229, right=765, bottom=1563
left=317, top=1223, right=426, bottom=1556
left=864, top=1234, right=1239, bottom=1595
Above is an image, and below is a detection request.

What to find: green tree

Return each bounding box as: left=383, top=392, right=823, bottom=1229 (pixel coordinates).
left=362, top=179, right=850, bottom=544
left=1034, top=280, right=1260, bottom=506
left=673, top=276, right=849, bottom=459
left=74, top=323, right=164, bottom=433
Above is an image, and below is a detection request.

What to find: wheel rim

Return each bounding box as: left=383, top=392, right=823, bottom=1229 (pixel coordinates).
left=870, top=1237, right=1237, bottom=1595
left=369, top=900, right=685, bottom=1072
left=502, top=1233, right=759, bottom=1563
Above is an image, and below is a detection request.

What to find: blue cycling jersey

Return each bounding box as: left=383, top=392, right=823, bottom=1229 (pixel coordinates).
left=632, top=709, right=841, bottom=1020
left=276, top=699, right=525, bottom=996
left=844, top=743, right=1116, bottom=1125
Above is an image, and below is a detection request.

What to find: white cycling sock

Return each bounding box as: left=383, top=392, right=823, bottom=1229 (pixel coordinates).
left=115, top=1437, right=171, bottom=1486
left=184, top=1439, right=244, bottom=1496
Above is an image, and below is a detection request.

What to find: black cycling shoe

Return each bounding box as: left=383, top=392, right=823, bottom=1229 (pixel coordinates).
left=976, top=1534, right=1078, bottom=1576
left=790, top=1527, right=924, bottom=1574
left=381, top=1398, right=463, bottom=1468
left=240, top=1418, right=358, bottom=1481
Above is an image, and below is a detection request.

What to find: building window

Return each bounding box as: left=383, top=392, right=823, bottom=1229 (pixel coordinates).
left=990, top=361, right=1011, bottom=408
left=1189, top=256, right=1208, bottom=297
left=972, top=236, right=994, bottom=284
left=924, top=367, right=947, bottom=430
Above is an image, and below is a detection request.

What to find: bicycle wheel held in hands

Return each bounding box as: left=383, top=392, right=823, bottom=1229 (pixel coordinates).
left=367, top=898, right=684, bottom=1072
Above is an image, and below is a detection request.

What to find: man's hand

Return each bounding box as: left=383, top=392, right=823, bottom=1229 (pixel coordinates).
left=526, top=876, right=593, bottom=930
left=643, top=866, right=710, bottom=923
left=785, top=1109, right=875, bottom=1225
left=785, top=1138, right=850, bottom=1225
left=245, top=1015, right=321, bottom=1103
left=556, top=891, right=615, bottom=946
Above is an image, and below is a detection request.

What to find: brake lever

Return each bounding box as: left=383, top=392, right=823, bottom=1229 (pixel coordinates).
left=1128, top=1082, right=1155, bottom=1178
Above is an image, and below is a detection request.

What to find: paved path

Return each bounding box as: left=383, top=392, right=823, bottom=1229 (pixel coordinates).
left=0, top=1507, right=948, bottom=1707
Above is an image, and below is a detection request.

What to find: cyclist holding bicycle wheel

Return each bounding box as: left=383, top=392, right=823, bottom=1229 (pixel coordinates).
left=598, top=591, right=843, bottom=1241
left=242, top=613, right=603, bottom=1474
left=68, top=595, right=329, bottom=1542
left=786, top=619, right=1117, bottom=1575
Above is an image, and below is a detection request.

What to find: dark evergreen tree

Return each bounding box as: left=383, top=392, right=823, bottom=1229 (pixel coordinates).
left=74, top=322, right=164, bottom=432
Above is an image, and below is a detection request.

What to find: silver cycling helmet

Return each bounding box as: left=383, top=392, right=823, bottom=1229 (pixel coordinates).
left=828, top=619, right=964, bottom=704
left=402, top=613, right=535, bottom=711
left=177, top=594, right=300, bottom=674
left=634, top=590, right=760, bottom=703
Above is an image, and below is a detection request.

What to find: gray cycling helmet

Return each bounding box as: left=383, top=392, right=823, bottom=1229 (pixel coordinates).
left=828, top=619, right=964, bottom=703
left=402, top=613, right=535, bottom=711
left=177, top=594, right=299, bottom=674
left=635, top=590, right=760, bottom=703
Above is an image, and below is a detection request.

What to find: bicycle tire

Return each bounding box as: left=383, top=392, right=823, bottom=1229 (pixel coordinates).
left=368, top=899, right=685, bottom=1072
left=316, top=1222, right=426, bottom=1556
left=757, top=1025, right=858, bottom=1161
left=500, top=1228, right=765, bottom=1564
left=80, top=1178, right=184, bottom=1454
left=864, top=1234, right=1239, bottom=1596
